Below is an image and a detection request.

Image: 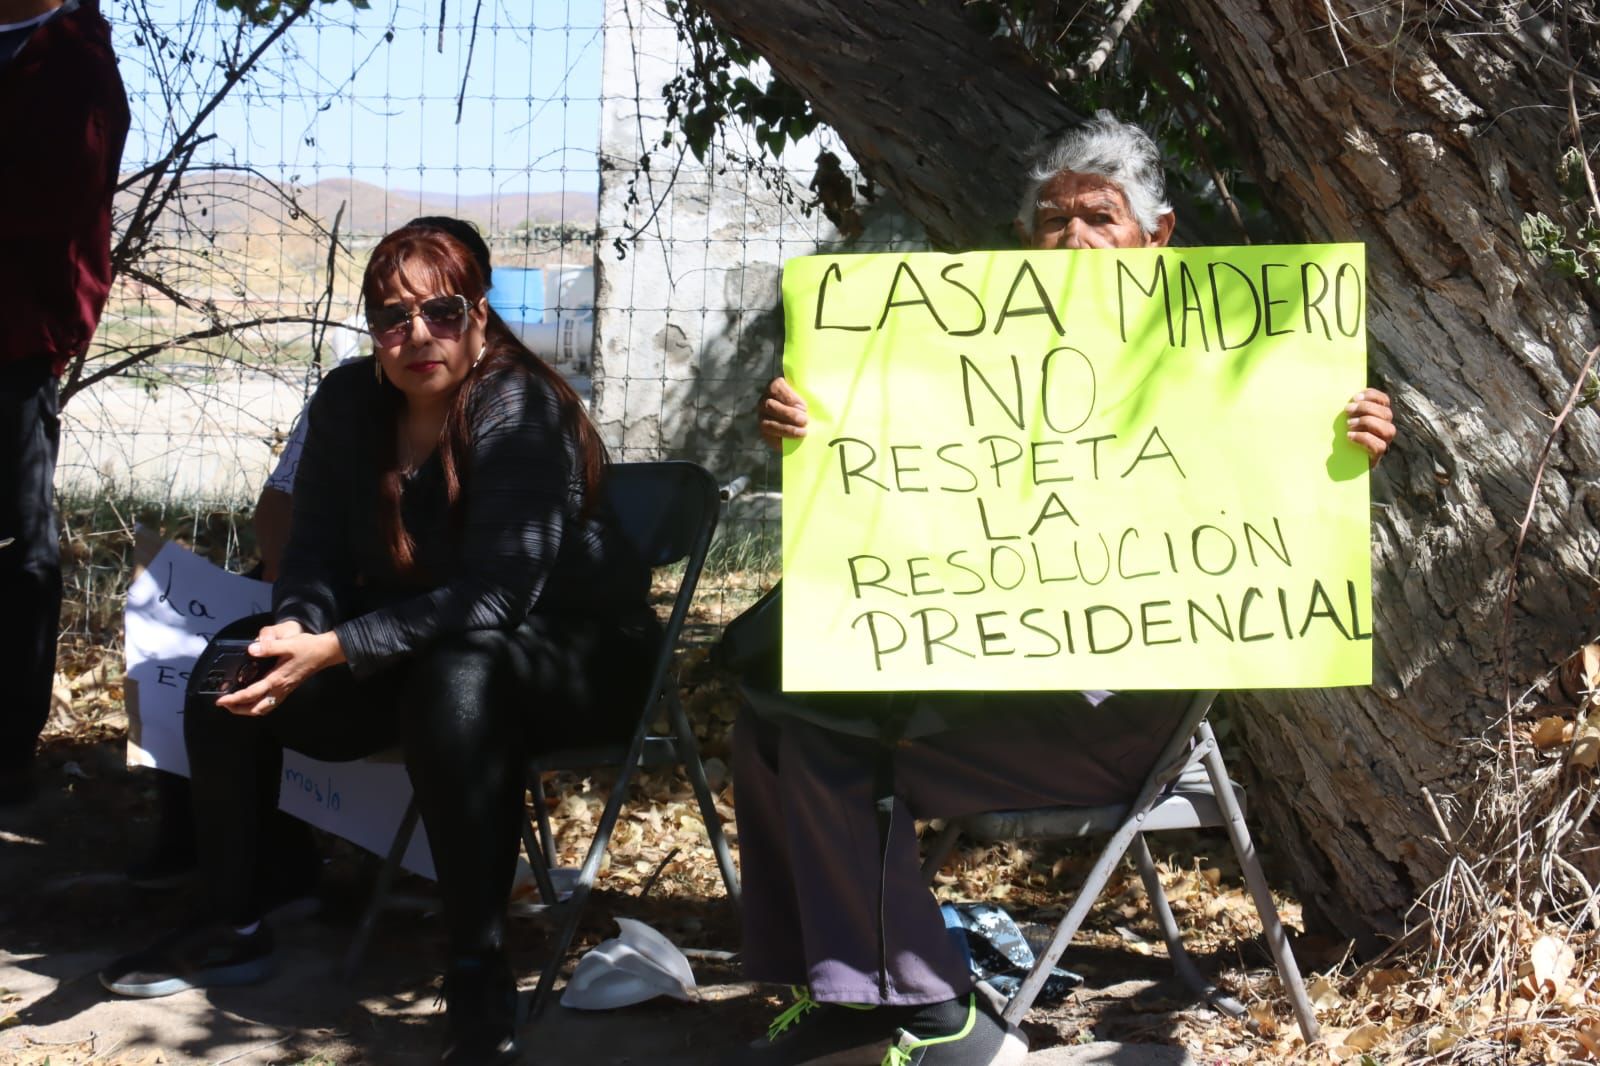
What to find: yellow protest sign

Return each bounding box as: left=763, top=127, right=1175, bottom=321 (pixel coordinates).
left=780, top=245, right=1371, bottom=692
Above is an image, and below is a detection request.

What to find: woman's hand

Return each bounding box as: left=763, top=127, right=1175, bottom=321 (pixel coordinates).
left=758, top=376, right=809, bottom=452
left=215, top=621, right=347, bottom=717
left=1347, top=388, right=1396, bottom=467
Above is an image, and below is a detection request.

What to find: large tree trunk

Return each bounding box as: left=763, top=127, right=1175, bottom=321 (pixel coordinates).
left=697, top=0, right=1600, bottom=945
left=1164, top=1, right=1600, bottom=945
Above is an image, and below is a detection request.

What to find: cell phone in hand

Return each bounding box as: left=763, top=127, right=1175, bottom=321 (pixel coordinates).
left=194, top=637, right=276, bottom=696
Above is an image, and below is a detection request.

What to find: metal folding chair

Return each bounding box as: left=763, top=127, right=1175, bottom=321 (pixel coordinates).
left=342, top=461, right=742, bottom=1018
left=920, top=690, right=1320, bottom=1044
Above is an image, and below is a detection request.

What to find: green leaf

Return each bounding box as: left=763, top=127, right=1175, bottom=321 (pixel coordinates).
left=1549, top=246, right=1589, bottom=278
left=1558, top=146, right=1590, bottom=201
left=1578, top=369, right=1600, bottom=409
left=1520, top=211, right=1564, bottom=256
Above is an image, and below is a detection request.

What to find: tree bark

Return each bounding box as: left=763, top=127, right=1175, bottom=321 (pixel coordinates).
left=696, top=0, right=1600, bottom=945
left=1163, top=0, right=1600, bottom=946
left=692, top=0, right=1074, bottom=248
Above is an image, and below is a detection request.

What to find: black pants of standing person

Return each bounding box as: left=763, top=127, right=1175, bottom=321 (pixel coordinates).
left=0, top=358, right=62, bottom=800
left=182, top=609, right=657, bottom=960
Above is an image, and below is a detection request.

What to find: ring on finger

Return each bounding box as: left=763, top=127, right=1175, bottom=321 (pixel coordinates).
left=261, top=695, right=278, bottom=708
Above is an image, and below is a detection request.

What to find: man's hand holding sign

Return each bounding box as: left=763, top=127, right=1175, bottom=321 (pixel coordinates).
left=729, top=112, right=1397, bottom=1066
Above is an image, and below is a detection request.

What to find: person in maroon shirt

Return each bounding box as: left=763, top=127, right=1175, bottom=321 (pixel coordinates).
left=0, top=0, right=129, bottom=804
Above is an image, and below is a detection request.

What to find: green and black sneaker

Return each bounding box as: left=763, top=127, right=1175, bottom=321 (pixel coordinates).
left=879, top=990, right=1028, bottom=1066
left=729, top=985, right=908, bottom=1065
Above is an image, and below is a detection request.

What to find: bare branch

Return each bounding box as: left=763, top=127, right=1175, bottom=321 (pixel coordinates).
left=308, top=201, right=348, bottom=370
left=62, top=315, right=337, bottom=403
left=1066, top=0, right=1144, bottom=81
left=455, top=0, right=486, bottom=124
left=116, top=3, right=310, bottom=196
left=118, top=266, right=204, bottom=313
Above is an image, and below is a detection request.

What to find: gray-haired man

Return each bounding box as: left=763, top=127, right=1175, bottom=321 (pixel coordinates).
left=733, top=113, right=1395, bottom=1066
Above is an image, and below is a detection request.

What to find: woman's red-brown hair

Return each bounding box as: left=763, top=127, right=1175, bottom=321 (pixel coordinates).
left=361, top=224, right=607, bottom=575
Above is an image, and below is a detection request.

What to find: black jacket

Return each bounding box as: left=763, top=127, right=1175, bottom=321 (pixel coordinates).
left=274, top=358, right=651, bottom=676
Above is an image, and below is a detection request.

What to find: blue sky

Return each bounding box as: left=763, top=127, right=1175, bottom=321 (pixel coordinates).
left=111, top=0, right=605, bottom=196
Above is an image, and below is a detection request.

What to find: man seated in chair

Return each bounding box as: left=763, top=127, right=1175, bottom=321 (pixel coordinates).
left=730, top=112, right=1397, bottom=1066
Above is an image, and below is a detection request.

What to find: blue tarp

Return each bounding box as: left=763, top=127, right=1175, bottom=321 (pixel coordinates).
left=488, top=266, right=543, bottom=325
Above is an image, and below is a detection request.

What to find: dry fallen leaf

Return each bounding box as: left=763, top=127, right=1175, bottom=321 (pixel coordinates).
left=1519, top=934, right=1577, bottom=999
left=1563, top=643, right=1600, bottom=708
left=1339, top=1021, right=1386, bottom=1053
left=1573, top=725, right=1600, bottom=769
left=1247, top=1002, right=1278, bottom=1037
left=1534, top=716, right=1575, bottom=750
left=1307, top=975, right=1343, bottom=1011
left=1360, top=966, right=1413, bottom=997
left=1425, top=1024, right=1463, bottom=1054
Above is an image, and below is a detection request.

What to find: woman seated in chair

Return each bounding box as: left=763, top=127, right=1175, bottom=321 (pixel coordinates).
left=101, top=222, right=657, bottom=1066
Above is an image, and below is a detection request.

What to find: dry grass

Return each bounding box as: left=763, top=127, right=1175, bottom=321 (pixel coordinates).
left=54, top=512, right=1600, bottom=1063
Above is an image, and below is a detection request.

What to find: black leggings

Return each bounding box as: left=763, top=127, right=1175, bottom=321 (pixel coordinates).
left=183, top=610, right=657, bottom=960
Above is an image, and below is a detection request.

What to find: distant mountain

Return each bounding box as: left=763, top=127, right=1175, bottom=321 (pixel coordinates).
left=116, top=171, right=596, bottom=245
left=107, top=171, right=597, bottom=323
left=291, top=178, right=598, bottom=237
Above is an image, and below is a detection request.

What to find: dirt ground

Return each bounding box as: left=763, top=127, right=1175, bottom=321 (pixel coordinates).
left=0, top=716, right=1296, bottom=1065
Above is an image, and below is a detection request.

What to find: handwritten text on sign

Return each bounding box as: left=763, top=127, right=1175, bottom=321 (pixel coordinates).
left=780, top=246, right=1372, bottom=692
left=124, top=540, right=434, bottom=877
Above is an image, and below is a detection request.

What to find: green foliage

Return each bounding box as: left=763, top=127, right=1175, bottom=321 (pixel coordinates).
left=661, top=0, right=818, bottom=163
left=1576, top=368, right=1600, bottom=409
left=1558, top=146, right=1590, bottom=202
left=212, top=0, right=365, bottom=26
left=657, top=0, right=1273, bottom=240
left=967, top=1, right=1266, bottom=235
left=1520, top=207, right=1600, bottom=281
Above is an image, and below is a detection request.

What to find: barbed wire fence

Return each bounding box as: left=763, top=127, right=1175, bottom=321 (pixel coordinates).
left=57, top=0, right=923, bottom=684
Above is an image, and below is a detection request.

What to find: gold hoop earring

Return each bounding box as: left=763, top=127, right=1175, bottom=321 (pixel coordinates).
left=374, top=358, right=384, bottom=383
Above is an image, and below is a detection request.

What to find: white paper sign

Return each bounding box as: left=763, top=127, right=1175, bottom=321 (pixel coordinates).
left=124, top=539, right=434, bottom=877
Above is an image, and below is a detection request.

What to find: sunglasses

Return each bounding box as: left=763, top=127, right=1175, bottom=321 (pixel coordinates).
left=366, top=294, right=472, bottom=340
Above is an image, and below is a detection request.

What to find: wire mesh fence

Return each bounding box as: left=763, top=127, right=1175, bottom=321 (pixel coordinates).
left=58, top=0, right=924, bottom=677
left=591, top=0, right=926, bottom=628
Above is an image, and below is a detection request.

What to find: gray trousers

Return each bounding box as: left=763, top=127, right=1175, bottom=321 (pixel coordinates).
left=732, top=691, right=1190, bottom=1005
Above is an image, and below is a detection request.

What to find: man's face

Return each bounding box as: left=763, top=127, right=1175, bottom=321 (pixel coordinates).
left=1026, top=170, right=1166, bottom=251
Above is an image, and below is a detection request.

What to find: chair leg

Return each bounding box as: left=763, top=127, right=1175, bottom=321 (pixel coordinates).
left=529, top=878, right=595, bottom=1019
left=668, top=692, right=741, bottom=910
left=921, top=821, right=962, bottom=886
left=1000, top=691, right=1219, bottom=1027
left=520, top=809, right=560, bottom=906
left=1197, top=722, right=1320, bottom=1044
left=1132, top=834, right=1246, bottom=1020
left=532, top=774, right=558, bottom=870
left=1000, top=812, right=1146, bottom=1027
left=342, top=798, right=420, bottom=982
left=527, top=741, right=642, bottom=1019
